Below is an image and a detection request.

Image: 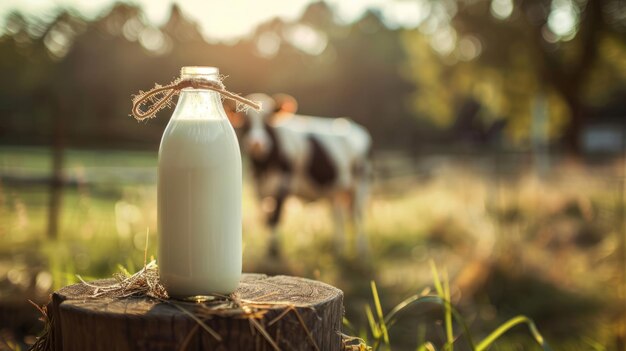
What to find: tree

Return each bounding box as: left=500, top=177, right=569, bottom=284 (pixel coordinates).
left=403, top=0, right=626, bottom=153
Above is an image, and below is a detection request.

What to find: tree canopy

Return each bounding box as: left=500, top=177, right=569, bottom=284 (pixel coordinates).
left=0, top=0, right=624, bottom=153
left=403, top=0, right=626, bottom=152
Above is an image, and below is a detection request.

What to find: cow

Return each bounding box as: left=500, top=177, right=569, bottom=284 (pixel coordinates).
left=225, top=93, right=372, bottom=257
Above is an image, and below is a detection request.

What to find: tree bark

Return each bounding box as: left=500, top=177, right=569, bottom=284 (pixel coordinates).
left=47, top=274, right=344, bottom=351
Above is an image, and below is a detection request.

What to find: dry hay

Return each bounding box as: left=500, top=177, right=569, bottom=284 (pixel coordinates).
left=27, top=300, right=53, bottom=351
left=77, top=260, right=168, bottom=299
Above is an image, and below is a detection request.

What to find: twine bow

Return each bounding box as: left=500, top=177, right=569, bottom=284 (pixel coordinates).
left=131, top=77, right=261, bottom=121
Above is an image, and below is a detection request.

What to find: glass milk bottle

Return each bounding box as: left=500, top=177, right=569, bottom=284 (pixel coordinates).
left=158, top=66, right=242, bottom=296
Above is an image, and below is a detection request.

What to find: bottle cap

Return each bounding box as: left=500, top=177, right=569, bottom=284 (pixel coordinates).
left=180, top=66, right=219, bottom=78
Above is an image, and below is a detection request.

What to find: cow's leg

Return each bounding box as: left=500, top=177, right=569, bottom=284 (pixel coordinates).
left=332, top=191, right=351, bottom=254
left=332, top=199, right=345, bottom=254
left=353, top=183, right=368, bottom=255
left=266, top=175, right=291, bottom=258
left=266, top=193, right=286, bottom=258
left=352, top=162, right=371, bottom=255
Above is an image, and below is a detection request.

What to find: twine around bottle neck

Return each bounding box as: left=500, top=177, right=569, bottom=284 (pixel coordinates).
left=131, top=78, right=261, bottom=121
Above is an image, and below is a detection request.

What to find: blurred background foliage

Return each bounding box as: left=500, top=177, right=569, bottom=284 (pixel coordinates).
left=1, top=0, right=626, bottom=350
left=0, top=0, right=624, bottom=152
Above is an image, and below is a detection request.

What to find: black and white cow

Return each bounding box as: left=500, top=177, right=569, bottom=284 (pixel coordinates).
left=226, top=93, right=372, bottom=257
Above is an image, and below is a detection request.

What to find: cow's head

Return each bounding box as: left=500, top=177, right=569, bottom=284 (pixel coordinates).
left=224, top=93, right=298, bottom=159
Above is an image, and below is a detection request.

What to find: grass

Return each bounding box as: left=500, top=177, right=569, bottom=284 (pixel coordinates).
left=0, top=147, right=624, bottom=350
left=352, top=277, right=552, bottom=351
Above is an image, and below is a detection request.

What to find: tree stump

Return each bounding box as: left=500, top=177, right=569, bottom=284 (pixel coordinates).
left=47, top=274, right=344, bottom=351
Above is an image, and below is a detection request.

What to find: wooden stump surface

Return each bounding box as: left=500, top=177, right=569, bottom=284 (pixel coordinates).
left=48, top=274, right=344, bottom=351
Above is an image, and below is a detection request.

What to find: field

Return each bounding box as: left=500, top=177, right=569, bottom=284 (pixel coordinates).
left=0, top=146, right=624, bottom=350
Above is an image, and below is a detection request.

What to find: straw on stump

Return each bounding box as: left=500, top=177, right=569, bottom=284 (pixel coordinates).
left=47, top=274, right=344, bottom=351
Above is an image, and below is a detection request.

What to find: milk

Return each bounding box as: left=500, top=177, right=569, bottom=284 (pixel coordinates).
left=158, top=90, right=242, bottom=296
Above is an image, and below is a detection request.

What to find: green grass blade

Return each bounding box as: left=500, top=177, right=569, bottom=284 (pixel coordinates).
left=371, top=281, right=390, bottom=346
left=116, top=264, right=131, bottom=277
left=476, top=315, right=551, bottom=351
left=429, top=261, right=454, bottom=351
left=381, top=294, right=476, bottom=350
left=581, top=336, right=607, bottom=351
left=384, top=293, right=422, bottom=325
left=429, top=260, right=444, bottom=297
left=365, top=303, right=381, bottom=339
left=417, top=341, right=437, bottom=351
left=125, top=258, right=136, bottom=274
left=442, top=268, right=453, bottom=351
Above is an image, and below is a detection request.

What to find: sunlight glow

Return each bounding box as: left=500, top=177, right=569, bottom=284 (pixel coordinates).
left=139, top=26, right=169, bottom=54
left=381, top=0, right=431, bottom=29
left=255, top=31, right=281, bottom=57
left=547, top=0, right=579, bottom=40
left=180, top=0, right=313, bottom=42
left=419, top=1, right=452, bottom=35
left=122, top=17, right=143, bottom=42
left=0, top=0, right=436, bottom=40
left=284, top=24, right=328, bottom=55
left=329, top=0, right=387, bottom=24
left=457, top=35, right=482, bottom=61
left=490, top=0, right=514, bottom=20
left=43, top=21, right=77, bottom=58
left=430, top=26, right=457, bottom=56
left=0, top=0, right=312, bottom=41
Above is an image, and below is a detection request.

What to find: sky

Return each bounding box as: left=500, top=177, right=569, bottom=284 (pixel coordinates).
left=0, top=0, right=579, bottom=48
left=0, top=0, right=431, bottom=42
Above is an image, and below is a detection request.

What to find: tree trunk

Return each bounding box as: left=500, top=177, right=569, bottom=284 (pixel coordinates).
left=524, top=0, right=603, bottom=157
left=562, top=94, right=585, bottom=156
left=47, top=274, right=344, bottom=351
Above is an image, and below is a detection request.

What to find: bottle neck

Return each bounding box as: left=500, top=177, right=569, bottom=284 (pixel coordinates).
left=172, top=88, right=226, bottom=120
